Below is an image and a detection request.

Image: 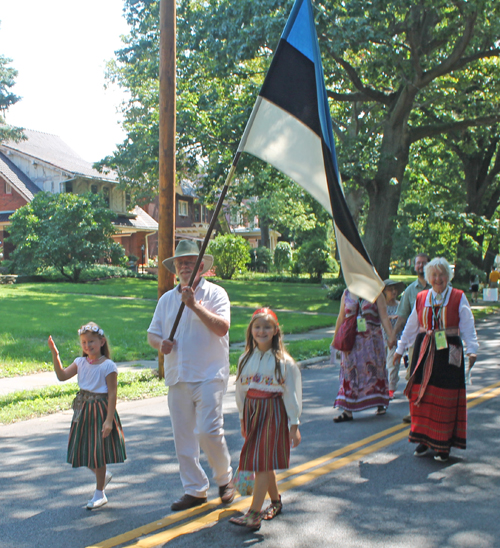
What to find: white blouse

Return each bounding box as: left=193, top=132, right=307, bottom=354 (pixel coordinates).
left=235, top=349, right=302, bottom=425
left=75, top=357, right=117, bottom=393
left=396, top=289, right=479, bottom=356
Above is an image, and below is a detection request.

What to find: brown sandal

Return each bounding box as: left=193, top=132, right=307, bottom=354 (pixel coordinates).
left=229, top=509, right=263, bottom=530
left=263, top=495, right=282, bottom=520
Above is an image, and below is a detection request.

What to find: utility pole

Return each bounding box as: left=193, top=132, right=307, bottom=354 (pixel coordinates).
left=157, top=0, right=176, bottom=379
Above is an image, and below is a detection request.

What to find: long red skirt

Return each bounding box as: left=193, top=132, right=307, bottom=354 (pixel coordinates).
left=238, top=391, right=290, bottom=472
left=408, top=333, right=467, bottom=451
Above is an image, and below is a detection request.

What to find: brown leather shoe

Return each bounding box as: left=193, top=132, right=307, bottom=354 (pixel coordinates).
left=219, top=481, right=236, bottom=504
left=171, top=494, right=207, bottom=511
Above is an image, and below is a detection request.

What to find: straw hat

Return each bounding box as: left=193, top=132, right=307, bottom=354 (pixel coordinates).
left=383, top=279, right=405, bottom=296
left=162, top=240, right=214, bottom=274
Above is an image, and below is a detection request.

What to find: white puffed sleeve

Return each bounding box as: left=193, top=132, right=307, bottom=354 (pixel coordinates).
left=282, top=359, right=302, bottom=425
left=396, top=305, right=420, bottom=355
left=458, top=294, right=479, bottom=355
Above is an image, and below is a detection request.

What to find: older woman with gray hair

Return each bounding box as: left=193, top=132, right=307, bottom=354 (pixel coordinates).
left=394, top=258, right=478, bottom=462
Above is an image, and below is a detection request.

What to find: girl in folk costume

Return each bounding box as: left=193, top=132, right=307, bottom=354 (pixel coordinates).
left=394, top=258, right=478, bottom=462
left=230, top=308, right=302, bottom=531
left=48, top=322, right=126, bottom=509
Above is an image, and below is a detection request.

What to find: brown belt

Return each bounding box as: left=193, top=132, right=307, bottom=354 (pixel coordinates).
left=71, top=390, right=107, bottom=423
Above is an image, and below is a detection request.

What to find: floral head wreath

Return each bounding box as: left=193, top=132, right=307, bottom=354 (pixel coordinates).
left=252, top=307, right=279, bottom=325
left=78, top=324, right=104, bottom=336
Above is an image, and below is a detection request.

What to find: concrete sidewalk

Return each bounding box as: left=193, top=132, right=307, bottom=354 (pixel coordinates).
left=0, top=326, right=335, bottom=396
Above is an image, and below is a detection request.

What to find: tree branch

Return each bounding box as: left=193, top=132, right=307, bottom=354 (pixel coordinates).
left=321, top=38, right=392, bottom=105
left=409, top=115, right=500, bottom=144
left=418, top=10, right=477, bottom=86
left=331, top=53, right=392, bottom=105
left=327, top=89, right=373, bottom=102
left=449, top=48, right=500, bottom=72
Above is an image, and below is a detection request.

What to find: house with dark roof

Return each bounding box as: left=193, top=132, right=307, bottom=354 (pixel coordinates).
left=0, top=129, right=158, bottom=263
left=142, top=179, right=218, bottom=259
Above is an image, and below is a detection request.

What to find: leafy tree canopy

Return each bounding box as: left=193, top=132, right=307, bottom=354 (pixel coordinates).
left=8, top=192, right=124, bottom=282
left=100, top=0, right=500, bottom=277
left=0, top=52, right=25, bottom=143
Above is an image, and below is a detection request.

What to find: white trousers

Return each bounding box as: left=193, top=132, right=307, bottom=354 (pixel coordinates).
left=168, top=379, right=232, bottom=498
left=386, top=345, right=399, bottom=391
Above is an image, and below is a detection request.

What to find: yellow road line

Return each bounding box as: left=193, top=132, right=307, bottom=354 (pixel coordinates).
left=87, top=423, right=408, bottom=548
left=87, top=380, right=500, bottom=548
left=467, top=379, right=500, bottom=399
left=467, top=384, right=500, bottom=409
left=121, top=429, right=411, bottom=548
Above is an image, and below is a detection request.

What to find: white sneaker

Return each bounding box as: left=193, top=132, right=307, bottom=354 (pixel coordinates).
left=87, top=493, right=108, bottom=510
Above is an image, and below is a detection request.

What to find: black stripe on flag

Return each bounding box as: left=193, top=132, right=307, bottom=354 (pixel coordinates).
left=322, top=140, right=372, bottom=264
left=260, top=39, right=322, bottom=138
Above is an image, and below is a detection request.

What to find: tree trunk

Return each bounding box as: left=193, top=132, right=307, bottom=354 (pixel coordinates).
left=363, top=181, right=402, bottom=279
left=361, top=86, right=415, bottom=279
left=260, top=222, right=270, bottom=248
left=362, top=125, right=411, bottom=277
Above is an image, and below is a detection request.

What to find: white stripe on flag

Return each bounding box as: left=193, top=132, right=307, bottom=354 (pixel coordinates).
left=238, top=97, right=332, bottom=215
left=335, top=224, right=384, bottom=302
left=238, top=97, right=385, bottom=303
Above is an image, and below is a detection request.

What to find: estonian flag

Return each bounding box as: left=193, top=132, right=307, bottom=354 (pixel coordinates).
left=237, top=0, right=384, bottom=302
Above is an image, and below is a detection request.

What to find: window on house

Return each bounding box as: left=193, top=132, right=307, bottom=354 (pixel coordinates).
left=178, top=200, right=188, bottom=216
left=5, top=183, right=12, bottom=194
left=65, top=181, right=73, bottom=193
left=103, top=187, right=110, bottom=208
left=194, top=205, right=200, bottom=222
left=126, top=193, right=131, bottom=210
left=91, top=184, right=98, bottom=194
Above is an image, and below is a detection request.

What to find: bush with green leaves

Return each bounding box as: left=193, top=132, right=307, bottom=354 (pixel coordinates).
left=250, top=246, right=273, bottom=272
left=274, top=241, right=293, bottom=273
left=326, top=280, right=347, bottom=300
left=294, top=239, right=335, bottom=282
left=207, top=234, right=251, bottom=279
left=8, top=192, right=123, bottom=282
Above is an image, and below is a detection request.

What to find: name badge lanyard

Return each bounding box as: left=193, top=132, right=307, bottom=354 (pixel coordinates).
left=357, top=298, right=367, bottom=332
left=431, top=288, right=449, bottom=350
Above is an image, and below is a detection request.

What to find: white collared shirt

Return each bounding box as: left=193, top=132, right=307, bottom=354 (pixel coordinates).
left=396, top=289, right=479, bottom=355
left=148, top=277, right=230, bottom=387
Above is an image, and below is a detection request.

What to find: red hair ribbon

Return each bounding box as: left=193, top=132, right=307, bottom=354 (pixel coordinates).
left=252, top=307, right=279, bottom=324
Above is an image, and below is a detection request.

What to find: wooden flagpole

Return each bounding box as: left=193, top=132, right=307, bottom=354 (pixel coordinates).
left=158, top=0, right=177, bottom=378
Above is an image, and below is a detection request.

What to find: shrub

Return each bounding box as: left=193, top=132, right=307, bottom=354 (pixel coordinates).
left=294, top=239, right=335, bottom=282
left=326, top=280, right=347, bottom=300
left=8, top=192, right=123, bottom=282
left=250, top=246, right=273, bottom=272
left=274, top=242, right=293, bottom=273
left=207, top=234, right=251, bottom=279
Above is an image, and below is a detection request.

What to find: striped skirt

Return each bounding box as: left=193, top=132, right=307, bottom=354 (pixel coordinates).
left=238, top=390, right=290, bottom=472
left=408, top=333, right=467, bottom=451
left=67, top=391, right=127, bottom=469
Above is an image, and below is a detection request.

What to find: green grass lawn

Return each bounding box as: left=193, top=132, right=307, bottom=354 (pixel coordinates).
left=0, top=279, right=338, bottom=377
left=3, top=275, right=498, bottom=424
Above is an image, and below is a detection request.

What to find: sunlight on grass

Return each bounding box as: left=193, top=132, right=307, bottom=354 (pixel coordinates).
left=1, top=280, right=337, bottom=377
